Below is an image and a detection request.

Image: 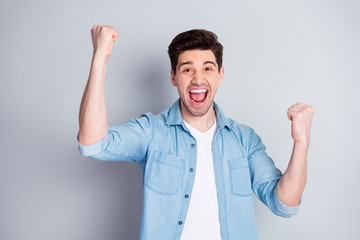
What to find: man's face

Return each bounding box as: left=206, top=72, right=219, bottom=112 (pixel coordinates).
left=171, top=49, right=224, bottom=118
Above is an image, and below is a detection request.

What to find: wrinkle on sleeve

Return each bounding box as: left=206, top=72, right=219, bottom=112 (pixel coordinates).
left=247, top=128, right=300, bottom=217
left=247, top=128, right=282, bottom=188
left=77, top=113, right=153, bottom=163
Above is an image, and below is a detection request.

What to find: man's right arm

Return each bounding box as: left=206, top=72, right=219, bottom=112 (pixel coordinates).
left=78, top=24, right=118, bottom=145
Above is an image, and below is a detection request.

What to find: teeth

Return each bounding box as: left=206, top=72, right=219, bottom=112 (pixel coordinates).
left=190, top=89, right=207, bottom=93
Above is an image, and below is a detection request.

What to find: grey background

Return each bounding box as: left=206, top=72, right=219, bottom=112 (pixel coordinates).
left=1, top=0, right=359, bottom=239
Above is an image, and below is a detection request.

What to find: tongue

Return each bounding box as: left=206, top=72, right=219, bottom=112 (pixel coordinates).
left=190, top=92, right=206, bottom=102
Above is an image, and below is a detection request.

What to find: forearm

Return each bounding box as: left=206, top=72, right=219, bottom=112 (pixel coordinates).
left=78, top=53, right=109, bottom=145
left=276, top=141, right=308, bottom=206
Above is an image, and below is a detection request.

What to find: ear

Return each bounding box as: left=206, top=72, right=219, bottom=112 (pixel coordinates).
left=171, top=69, right=177, bottom=86
left=218, top=66, right=224, bottom=84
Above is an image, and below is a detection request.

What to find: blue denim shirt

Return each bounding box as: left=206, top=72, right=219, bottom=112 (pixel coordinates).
left=78, top=100, right=299, bottom=240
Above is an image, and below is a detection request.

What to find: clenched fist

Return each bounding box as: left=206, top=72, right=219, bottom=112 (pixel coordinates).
left=91, top=24, right=118, bottom=58
left=287, top=102, right=315, bottom=145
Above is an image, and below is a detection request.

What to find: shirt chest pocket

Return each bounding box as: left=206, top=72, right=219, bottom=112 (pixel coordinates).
left=228, top=157, right=252, bottom=197
left=145, top=152, right=183, bottom=195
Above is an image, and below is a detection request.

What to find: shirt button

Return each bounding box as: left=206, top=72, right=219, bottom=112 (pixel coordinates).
left=178, top=221, right=183, bottom=225
left=189, top=168, right=193, bottom=172
left=185, top=194, right=189, bottom=198
left=191, top=143, right=195, bottom=148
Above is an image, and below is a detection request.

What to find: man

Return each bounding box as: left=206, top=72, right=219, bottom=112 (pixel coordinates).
left=78, top=24, right=314, bottom=240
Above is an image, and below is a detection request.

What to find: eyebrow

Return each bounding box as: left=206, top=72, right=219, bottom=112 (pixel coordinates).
left=204, top=61, right=217, bottom=67
left=178, top=61, right=217, bottom=69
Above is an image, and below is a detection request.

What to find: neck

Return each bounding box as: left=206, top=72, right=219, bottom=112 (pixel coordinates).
left=180, top=102, right=217, bottom=133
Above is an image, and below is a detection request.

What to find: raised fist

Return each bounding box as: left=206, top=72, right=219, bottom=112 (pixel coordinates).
left=287, top=102, right=315, bottom=145
left=91, top=24, right=118, bottom=58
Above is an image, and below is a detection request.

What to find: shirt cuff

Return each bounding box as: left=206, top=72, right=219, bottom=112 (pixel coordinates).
left=273, top=187, right=301, bottom=217
left=77, top=133, right=109, bottom=157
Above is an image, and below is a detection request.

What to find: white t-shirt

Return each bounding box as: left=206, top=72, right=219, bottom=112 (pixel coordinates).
left=180, top=120, right=221, bottom=240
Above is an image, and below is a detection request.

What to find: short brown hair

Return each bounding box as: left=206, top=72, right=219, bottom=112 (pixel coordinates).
left=168, top=29, right=223, bottom=75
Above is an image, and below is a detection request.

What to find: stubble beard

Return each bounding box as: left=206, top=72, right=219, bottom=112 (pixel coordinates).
left=180, top=96, right=214, bottom=117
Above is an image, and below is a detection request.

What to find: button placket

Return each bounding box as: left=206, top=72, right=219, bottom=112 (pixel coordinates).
left=177, top=137, right=196, bottom=231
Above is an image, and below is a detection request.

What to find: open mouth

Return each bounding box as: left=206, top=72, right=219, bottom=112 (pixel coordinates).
left=189, top=88, right=208, bottom=104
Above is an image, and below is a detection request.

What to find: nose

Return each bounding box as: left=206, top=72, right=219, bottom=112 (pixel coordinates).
left=191, top=70, right=204, bottom=85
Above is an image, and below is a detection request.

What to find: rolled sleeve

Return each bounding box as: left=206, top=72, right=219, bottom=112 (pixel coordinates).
left=253, top=180, right=300, bottom=218
left=272, top=188, right=300, bottom=218
left=77, top=113, right=153, bottom=163
left=77, top=133, right=110, bottom=157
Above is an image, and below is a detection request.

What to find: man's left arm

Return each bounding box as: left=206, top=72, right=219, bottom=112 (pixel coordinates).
left=276, top=102, right=315, bottom=206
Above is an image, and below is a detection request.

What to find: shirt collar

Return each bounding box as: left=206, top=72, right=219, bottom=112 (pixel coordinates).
left=166, top=99, right=231, bottom=130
